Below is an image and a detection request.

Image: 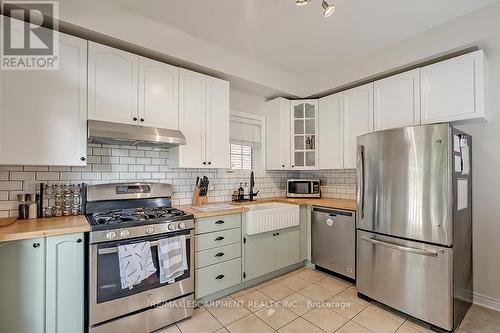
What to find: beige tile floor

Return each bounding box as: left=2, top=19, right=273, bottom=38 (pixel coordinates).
left=159, top=267, right=500, bottom=333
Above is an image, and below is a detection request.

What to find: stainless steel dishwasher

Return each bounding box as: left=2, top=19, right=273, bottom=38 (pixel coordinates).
left=311, top=206, right=355, bottom=279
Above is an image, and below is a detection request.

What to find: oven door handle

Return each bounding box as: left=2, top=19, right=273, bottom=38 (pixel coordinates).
left=97, top=235, right=191, bottom=255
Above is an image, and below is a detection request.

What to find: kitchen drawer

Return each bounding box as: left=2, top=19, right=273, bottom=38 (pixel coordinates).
left=196, top=258, right=241, bottom=298
left=195, top=243, right=241, bottom=269
left=195, top=214, right=241, bottom=235
left=195, top=228, right=241, bottom=252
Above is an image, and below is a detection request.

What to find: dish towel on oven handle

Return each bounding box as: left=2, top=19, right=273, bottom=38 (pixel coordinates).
left=117, top=241, right=157, bottom=290
left=158, top=235, right=188, bottom=284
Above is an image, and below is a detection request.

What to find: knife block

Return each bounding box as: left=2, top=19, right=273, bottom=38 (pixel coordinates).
left=192, top=186, right=208, bottom=206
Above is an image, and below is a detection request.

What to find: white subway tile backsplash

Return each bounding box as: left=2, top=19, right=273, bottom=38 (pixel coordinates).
left=10, top=172, right=36, bottom=181
left=0, top=145, right=355, bottom=216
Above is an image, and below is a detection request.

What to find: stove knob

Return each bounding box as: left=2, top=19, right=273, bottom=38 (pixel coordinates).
left=178, top=222, right=186, bottom=229
left=120, top=230, right=130, bottom=238
left=106, top=231, right=116, bottom=241
left=145, top=226, right=154, bottom=235
left=167, top=223, right=177, bottom=231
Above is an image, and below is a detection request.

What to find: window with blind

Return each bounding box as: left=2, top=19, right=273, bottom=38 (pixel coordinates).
left=230, top=114, right=263, bottom=170
left=231, top=144, right=252, bottom=170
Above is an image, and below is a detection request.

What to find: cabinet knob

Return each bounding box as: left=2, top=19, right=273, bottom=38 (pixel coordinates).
left=133, top=117, right=138, bottom=121
left=291, top=165, right=295, bottom=168
left=80, top=157, right=86, bottom=161
left=282, top=165, right=285, bottom=168
left=215, top=274, right=225, bottom=280
left=76, top=238, right=82, bottom=243
left=140, top=118, right=144, bottom=122
left=203, top=162, right=207, bottom=165
left=33, top=243, right=40, bottom=248
left=208, top=162, right=211, bottom=165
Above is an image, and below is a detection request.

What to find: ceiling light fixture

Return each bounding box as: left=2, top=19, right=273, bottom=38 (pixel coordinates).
left=296, top=0, right=310, bottom=6
left=322, top=0, right=335, bottom=17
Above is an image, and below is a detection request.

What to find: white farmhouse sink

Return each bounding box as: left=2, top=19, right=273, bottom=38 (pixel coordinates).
left=245, top=203, right=299, bottom=235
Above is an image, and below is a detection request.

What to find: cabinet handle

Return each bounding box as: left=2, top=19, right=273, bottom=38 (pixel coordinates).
left=133, top=117, right=138, bottom=121
left=76, top=238, right=82, bottom=243
left=203, top=162, right=207, bottom=165
left=140, top=118, right=144, bottom=122
left=215, top=236, right=224, bottom=241
left=273, top=233, right=276, bottom=236
left=80, top=157, right=86, bottom=161
left=215, top=252, right=225, bottom=257
left=282, top=165, right=285, bottom=168
left=208, top=162, right=211, bottom=165
left=276, top=233, right=280, bottom=236
left=33, top=243, right=40, bottom=248
left=291, top=165, right=295, bottom=168
left=215, top=274, right=225, bottom=280
left=215, top=220, right=224, bottom=225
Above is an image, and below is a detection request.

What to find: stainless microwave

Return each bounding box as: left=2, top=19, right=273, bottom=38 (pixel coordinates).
left=287, top=179, right=321, bottom=198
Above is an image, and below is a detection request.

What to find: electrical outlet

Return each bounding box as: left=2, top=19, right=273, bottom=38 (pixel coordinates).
left=23, top=181, right=37, bottom=194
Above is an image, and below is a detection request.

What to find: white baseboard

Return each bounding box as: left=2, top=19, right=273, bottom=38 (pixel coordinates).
left=473, top=292, right=500, bottom=312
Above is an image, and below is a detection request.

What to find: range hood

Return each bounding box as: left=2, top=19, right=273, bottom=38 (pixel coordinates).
left=88, top=120, right=186, bottom=148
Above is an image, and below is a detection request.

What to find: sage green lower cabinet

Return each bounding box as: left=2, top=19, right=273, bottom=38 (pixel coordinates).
left=0, top=238, right=46, bottom=333
left=0, top=233, right=84, bottom=333
left=244, top=226, right=301, bottom=281
left=194, top=214, right=242, bottom=299
left=46, top=233, right=84, bottom=333
left=243, top=231, right=276, bottom=280
left=275, top=227, right=300, bottom=270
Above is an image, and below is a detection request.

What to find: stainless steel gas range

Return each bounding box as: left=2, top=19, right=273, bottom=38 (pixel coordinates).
left=85, top=182, right=194, bottom=333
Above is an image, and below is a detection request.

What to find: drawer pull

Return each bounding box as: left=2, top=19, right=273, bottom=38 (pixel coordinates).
left=215, top=236, right=225, bottom=241
left=215, top=274, right=225, bottom=280
left=215, top=252, right=225, bottom=257
left=215, top=220, right=225, bottom=224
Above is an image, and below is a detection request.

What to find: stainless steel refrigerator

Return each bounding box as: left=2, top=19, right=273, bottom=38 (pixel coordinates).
left=356, top=123, right=472, bottom=332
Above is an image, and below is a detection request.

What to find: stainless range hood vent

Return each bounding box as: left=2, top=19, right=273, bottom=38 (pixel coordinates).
left=88, top=120, right=186, bottom=148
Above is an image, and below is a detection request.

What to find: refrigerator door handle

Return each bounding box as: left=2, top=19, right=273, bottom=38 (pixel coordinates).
left=357, top=145, right=365, bottom=219
left=361, top=237, right=438, bottom=257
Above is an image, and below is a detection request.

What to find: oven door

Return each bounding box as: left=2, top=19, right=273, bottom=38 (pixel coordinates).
left=89, top=229, right=194, bottom=326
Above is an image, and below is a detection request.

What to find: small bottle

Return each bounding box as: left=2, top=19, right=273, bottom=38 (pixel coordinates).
left=28, top=194, right=38, bottom=219
left=238, top=183, right=244, bottom=201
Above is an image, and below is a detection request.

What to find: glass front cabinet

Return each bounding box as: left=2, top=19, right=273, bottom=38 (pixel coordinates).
left=290, top=100, right=319, bottom=169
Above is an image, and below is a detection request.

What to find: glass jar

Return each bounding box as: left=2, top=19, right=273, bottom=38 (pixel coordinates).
left=62, top=205, right=71, bottom=216
left=44, top=206, right=54, bottom=218
left=72, top=194, right=80, bottom=205
left=71, top=206, right=80, bottom=216
left=54, top=206, right=63, bottom=217
left=55, top=195, right=63, bottom=206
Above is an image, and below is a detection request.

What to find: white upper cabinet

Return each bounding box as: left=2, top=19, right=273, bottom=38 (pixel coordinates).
left=374, top=69, right=421, bottom=131
left=343, top=83, right=374, bottom=169
left=205, top=77, right=230, bottom=169
left=291, top=100, right=319, bottom=170
left=318, top=94, right=343, bottom=170
left=0, top=28, right=87, bottom=166
left=172, top=69, right=230, bottom=168
left=89, top=42, right=180, bottom=129
left=88, top=42, right=139, bottom=125
left=421, top=50, right=486, bottom=124
left=265, top=98, right=291, bottom=170
left=138, top=58, right=179, bottom=129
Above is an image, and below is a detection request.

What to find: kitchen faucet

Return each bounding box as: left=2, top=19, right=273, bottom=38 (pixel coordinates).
left=249, top=171, right=259, bottom=201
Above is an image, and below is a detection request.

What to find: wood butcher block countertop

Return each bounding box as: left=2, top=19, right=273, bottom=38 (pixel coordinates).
left=176, top=197, right=356, bottom=219
left=0, top=216, right=90, bottom=242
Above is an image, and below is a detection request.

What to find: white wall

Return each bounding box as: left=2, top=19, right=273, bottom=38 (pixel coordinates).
left=230, top=88, right=268, bottom=116
left=308, top=3, right=500, bottom=309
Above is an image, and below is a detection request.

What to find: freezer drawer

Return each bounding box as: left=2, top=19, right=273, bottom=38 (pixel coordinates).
left=357, top=230, right=453, bottom=331
left=312, top=207, right=355, bottom=279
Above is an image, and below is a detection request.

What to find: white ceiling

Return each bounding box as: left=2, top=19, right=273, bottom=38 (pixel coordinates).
left=104, top=0, right=497, bottom=82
